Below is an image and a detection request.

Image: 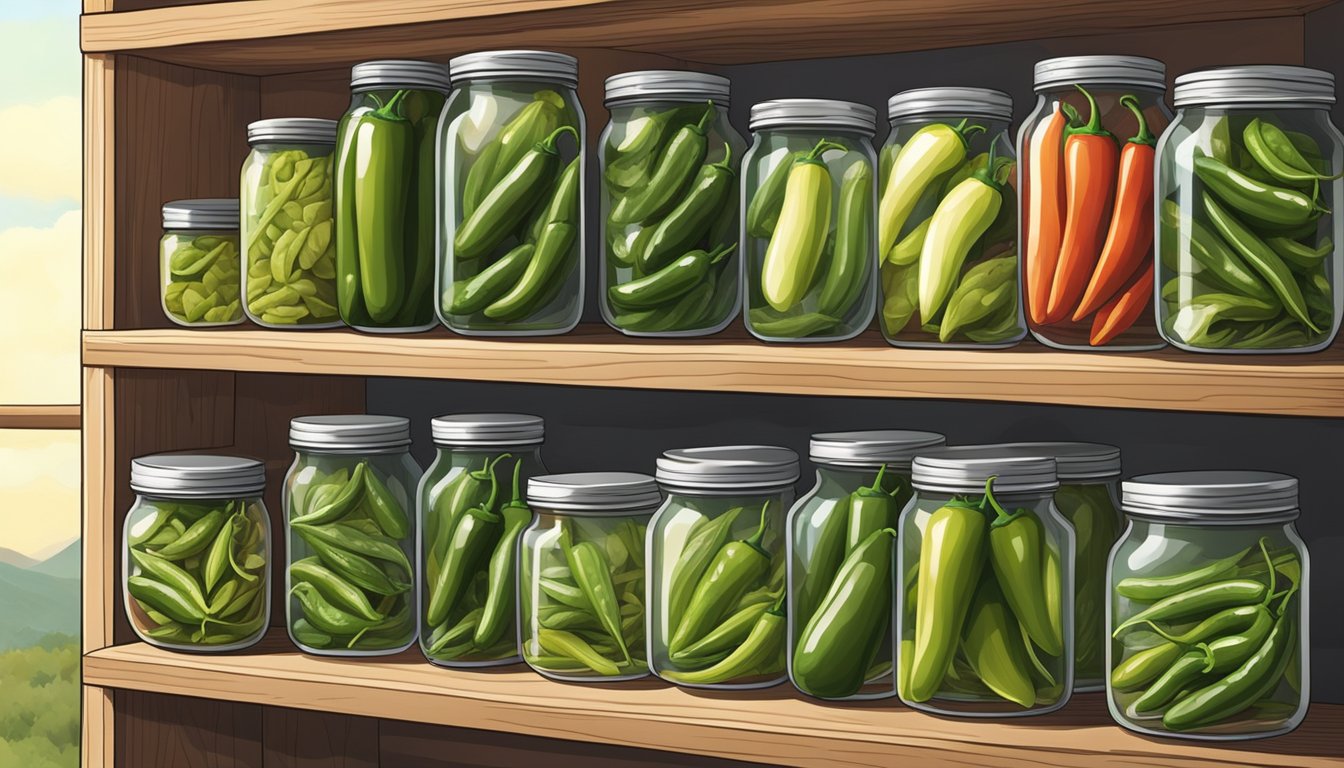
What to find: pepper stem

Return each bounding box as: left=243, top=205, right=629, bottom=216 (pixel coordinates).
left=1061, top=102, right=1082, bottom=128
left=477, top=453, right=513, bottom=481
left=869, top=464, right=888, bottom=493
left=713, top=142, right=734, bottom=171
left=745, top=500, right=771, bottom=548
left=983, top=476, right=1022, bottom=527
left=1071, top=85, right=1114, bottom=139
left=507, top=459, right=524, bottom=508
left=1120, top=94, right=1155, bottom=146
left=538, top=125, right=579, bottom=154
left=707, top=242, right=737, bottom=265
left=694, top=101, right=716, bottom=134
left=802, top=139, right=847, bottom=163
left=1257, top=537, right=1276, bottom=608
left=374, top=89, right=410, bottom=120
left=479, top=467, right=502, bottom=512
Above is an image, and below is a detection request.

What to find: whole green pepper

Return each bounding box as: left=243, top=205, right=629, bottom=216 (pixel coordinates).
left=298, top=530, right=410, bottom=597
left=666, top=507, right=742, bottom=635
left=1116, top=545, right=1252, bottom=601
left=1160, top=200, right=1274, bottom=302
left=562, top=526, right=632, bottom=665
left=615, top=279, right=717, bottom=334
left=938, top=255, right=1017, bottom=343
left=918, top=136, right=1005, bottom=321
left=1194, top=155, right=1323, bottom=227
left=289, top=556, right=382, bottom=622
left=290, top=582, right=379, bottom=638
left=465, top=94, right=562, bottom=217
left=1267, top=235, right=1333, bottom=270
left=1201, top=192, right=1318, bottom=332
left=350, top=90, right=412, bottom=323
left=291, top=463, right=366, bottom=527
left=1133, top=650, right=1209, bottom=714
left=446, top=243, right=534, bottom=316
left=393, top=110, right=441, bottom=328
left=292, top=523, right=412, bottom=575
left=130, top=550, right=209, bottom=614
left=817, top=160, right=873, bottom=318
left=636, top=144, right=735, bottom=273
left=670, top=502, right=772, bottom=655
left=671, top=600, right=771, bottom=665
left=535, top=628, right=621, bottom=676
left=661, top=595, right=785, bottom=686
left=155, top=509, right=226, bottom=561
left=908, top=498, right=986, bottom=702
left=474, top=461, right=532, bottom=651
left=609, top=244, right=733, bottom=310
left=611, top=104, right=715, bottom=225
left=426, top=472, right=502, bottom=627
left=455, top=126, right=575, bottom=261
left=846, top=465, right=901, bottom=553
left=748, top=309, right=840, bottom=340
left=794, top=495, right=850, bottom=628
left=961, top=576, right=1036, bottom=708
left=483, top=221, right=577, bottom=320
left=362, top=466, right=410, bottom=539
left=528, top=156, right=581, bottom=242
left=1243, top=118, right=1339, bottom=186
left=1162, top=614, right=1294, bottom=731
left=1111, top=641, right=1183, bottom=691
left=760, top=140, right=842, bottom=312
left=984, top=477, right=1062, bottom=657
left=1113, top=579, right=1268, bottom=635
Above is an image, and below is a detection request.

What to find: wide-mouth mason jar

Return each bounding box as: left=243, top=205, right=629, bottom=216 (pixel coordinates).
left=897, top=446, right=1075, bottom=716
left=1156, top=66, right=1343, bottom=353
left=647, top=446, right=799, bottom=689
left=159, top=199, right=243, bottom=327
left=742, top=99, right=879, bottom=342
left=124, top=454, right=270, bottom=652
left=438, top=50, right=585, bottom=336
left=334, top=60, right=451, bottom=333
left=418, top=413, right=546, bottom=667
left=599, top=70, right=746, bottom=338
left=1019, top=56, right=1171, bottom=351
left=520, top=472, right=661, bottom=682
left=1108, top=471, right=1309, bottom=741
left=284, top=415, right=422, bottom=655
left=879, top=88, right=1024, bottom=348
left=787, top=430, right=946, bottom=701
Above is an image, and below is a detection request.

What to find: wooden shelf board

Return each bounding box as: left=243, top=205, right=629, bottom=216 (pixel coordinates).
left=0, top=404, right=82, bottom=430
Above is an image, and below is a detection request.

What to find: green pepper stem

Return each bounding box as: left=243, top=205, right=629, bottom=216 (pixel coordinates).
left=869, top=464, right=888, bottom=493
left=707, top=242, right=737, bottom=265
left=982, top=475, right=1022, bottom=528
left=1120, top=94, right=1155, bottom=146
left=694, top=101, right=716, bottom=134
left=479, top=468, right=502, bottom=512
left=972, top=132, right=1008, bottom=191
left=475, top=453, right=513, bottom=482
left=373, top=89, right=410, bottom=120
left=802, top=139, right=847, bottom=163
left=1070, top=85, right=1114, bottom=139
left=1257, top=537, right=1276, bottom=608
left=1138, top=619, right=1186, bottom=645
left=506, top=459, right=524, bottom=508
left=1061, top=102, right=1082, bottom=127
left=745, top=500, right=771, bottom=548
left=713, top=142, right=734, bottom=171
left=538, top=125, right=579, bottom=154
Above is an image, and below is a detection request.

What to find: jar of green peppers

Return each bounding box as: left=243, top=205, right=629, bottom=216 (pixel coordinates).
left=124, top=455, right=270, bottom=652
left=647, top=446, right=798, bottom=689
left=599, top=70, right=746, bottom=337
left=520, top=473, right=660, bottom=681
left=786, top=430, right=945, bottom=701
left=159, top=199, right=243, bottom=327
left=743, top=99, right=879, bottom=342
left=438, top=50, right=585, bottom=336
left=897, top=446, right=1074, bottom=716
left=418, top=414, right=546, bottom=667
left=284, top=416, right=422, bottom=655
left=1156, top=66, right=1342, bottom=353
left=335, top=60, right=450, bottom=333
left=1109, top=472, right=1309, bottom=741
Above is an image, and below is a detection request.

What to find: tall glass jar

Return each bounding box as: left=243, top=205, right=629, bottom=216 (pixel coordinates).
left=160, top=199, right=243, bottom=327
left=283, top=416, right=422, bottom=655
left=418, top=414, right=547, bottom=667
left=438, top=51, right=585, bottom=336
left=1109, top=472, right=1309, bottom=740
left=647, top=446, right=799, bottom=689
left=879, top=88, right=1024, bottom=348
left=1156, top=66, right=1343, bottom=353
left=599, top=71, right=746, bottom=337
left=787, top=430, right=945, bottom=701
left=897, top=447, right=1074, bottom=716
left=124, top=455, right=269, bottom=651
left=334, top=60, right=450, bottom=333
left=743, top=99, right=878, bottom=342
left=520, top=473, right=660, bottom=682
left=1019, top=56, right=1171, bottom=351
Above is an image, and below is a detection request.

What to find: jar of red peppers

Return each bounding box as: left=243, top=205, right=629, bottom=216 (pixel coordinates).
left=1020, top=56, right=1172, bottom=350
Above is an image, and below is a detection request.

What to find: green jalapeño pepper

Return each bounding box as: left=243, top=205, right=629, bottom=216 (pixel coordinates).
left=1193, top=154, right=1324, bottom=228
left=961, top=575, right=1036, bottom=708
left=794, top=495, right=850, bottom=626
left=636, top=144, right=736, bottom=272
left=609, top=244, right=734, bottom=310
left=462, top=94, right=561, bottom=217
left=919, top=137, right=1006, bottom=321
left=879, top=118, right=986, bottom=258
left=908, top=497, right=987, bottom=702
left=446, top=242, right=534, bottom=316
left=426, top=470, right=502, bottom=627
left=662, top=595, right=785, bottom=686
left=483, top=220, right=577, bottom=320
left=455, top=126, right=576, bottom=261
left=984, top=476, right=1063, bottom=657
left=1162, top=612, right=1294, bottom=732
left=817, top=160, right=873, bottom=318
left=666, top=507, right=742, bottom=633
left=847, top=465, right=902, bottom=552
left=1201, top=192, right=1318, bottom=332
left=562, top=524, right=633, bottom=665
left=760, top=140, right=844, bottom=312
left=611, top=103, right=715, bottom=225
left=474, top=461, right=532, bottom=650
left=351, top=90, right=412, bottom=324
left=670, top=502, right=772, bottom=655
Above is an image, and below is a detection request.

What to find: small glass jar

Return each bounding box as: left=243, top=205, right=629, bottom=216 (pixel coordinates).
left=520, top=472, right=661, bottom=682
left=418, top=414, right=547, bottom=667
left=787, top=430, right=945, bottom=701
left=124, top=454, right=269, bottom=651
left=334, top=60, right=451, bottom=333
left=879, top=88, right=1024, bottom=348
left=438, top=50, right=585, bottom=336
left=159, top=199, right=243, bottom=327
left=241, top=118, right=340, bottom=329
left=1156, top=66, right=1343, bottom=353
left=743, top=99, right=879, bottom=342
left=1108, top=472, right=1309, bottom=741
left=283, top=415, right=422, bottom=656
left=647, top=446, right=799, bottom=689
left=599, top=71, right=746, bottom=337
left=897, top=446, right=1074, bottom=716
left=1019, top=56, right=1171, bottom=351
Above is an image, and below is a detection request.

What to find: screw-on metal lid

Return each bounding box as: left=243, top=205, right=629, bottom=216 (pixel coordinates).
left=1033, top=55, right=1166, bottom=91
left=887, top=87, right=1012, bottom=122
left=749, top=98, right=877, bottom=135
left=131, top=454, right=265, bottom=497
left=431, top=413, right=544, bottom=447
left=161, top=198, right=238, bottom=230
left=809, top=431, right=946, bottom=469
left=247, top=118, right=338, bottom=146
left=988, top=442, right=1121, bottom=481
left=1123, top=471, right=1299, bottom=521
left=912, top=445, right=1059, bottom=494
left=350, top=59, right=451, bottom=93
left=605, top=70, right=730, bottom=106
left=450, top=50, right=578, bottom=87
left=527, top=472, right=662, bottom=513
left=1173, top=66, right=1335, bottom=107
left=289, top=415, right=411, bottom=451
left=655, top=446, right=799, bottom=492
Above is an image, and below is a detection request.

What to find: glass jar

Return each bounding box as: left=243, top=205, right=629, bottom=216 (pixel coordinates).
left=1108, top=472, right=1309, bottom=740
left=599, top=71, right=746, bottom=337
left=743, top=99, right=879, bottom=342
left=1156, top=66, right=1343, bottom=353
left=241, top=118, right=340, bottom=329
left=520, top=473, right=661, bottom=681
left=897, top=446, right=1074, bottom=716
left=159, top=199, right=243, bottom=327
left=123, top=455, right=269, bottom=651
left=647, top=446, right=799, bottom=689
left=438, top=50, right=585, bottom=336
left=1020, top=56, right=1171, bottom=351
left=787, top=430, right=946, bottom=701
left=879, top=88, right=1024, bottom=348
left=283, top=415, right=422, bottom=655
left=334, top=60, right=451, bottom=333
left=418, top=414, right=547, bottom=667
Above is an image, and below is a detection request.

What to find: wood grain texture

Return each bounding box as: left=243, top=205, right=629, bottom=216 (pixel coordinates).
left=82, top=685, right=115, bottom=768
left=83, top=368, right=115, bottom=654
left=115, top=690, right=263, bottom=768
left=84, top=54, right=115, bottom=331
left=263, top=708, right=378, bottom=768
left=0, top=405, right=82, bottom=429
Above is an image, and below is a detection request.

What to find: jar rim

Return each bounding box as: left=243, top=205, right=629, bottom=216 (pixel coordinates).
left=987, top=441, right=1121, bottom=480
left=527, top=472, right=662, bottom=513
left=749, top=98, right=877, bottom=134
left=289, top=415, right=411, bottom=450
left=809, top=430, right=946, bottom=468
left=1122, top=470, right=1299, bottom=520
left=162, top=198, right=238, bottom=230
left=431, top=413, right=544, bottom=446
left=350, top=59, right=451, bottom=93
left=1032, top=55, right=1167, bottom=92
left=131, top=453, right=265, bottom=496
left=655, top=445, right=800, bottom=490
left=247, top=118, right=338, bottom=145
left=912, top=446, right=1059, bottom=493
left=1174, top=65, right=1335, bottom=107
left=449, top=50, right=578, bottom=87
left=887, top=87, right=1012, bottom=121
left=605, top=70, right=730, bottom=106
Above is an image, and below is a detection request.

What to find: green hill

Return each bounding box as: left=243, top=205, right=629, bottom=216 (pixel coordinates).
left=28, top=541, right=78, bottom=580
left=0, top=563, right=78, bottom=652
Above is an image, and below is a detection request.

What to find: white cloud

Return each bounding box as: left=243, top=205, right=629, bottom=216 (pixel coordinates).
left=0, top=209, right=80, bottom=403
left=0, top=97, right=80, bottom=202
left=0, top=430, right=79, bottom=559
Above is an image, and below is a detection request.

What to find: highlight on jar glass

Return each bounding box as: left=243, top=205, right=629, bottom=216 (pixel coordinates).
left=1109, top=471, right=1309, bottom=740
left=1020, top=55, right=1171, bottom=350
left=159, top=199, right=243, bottom=327
left=1155, top=66, right=1343, bottom=354
left=284, top=416, right=422, bottom=655
left=787, top=430, right=946, bottom=701
left=599, top=71, right=746, bottom=337
left=123, top=455, right=269, bottom=652
left=439, top=51, right=585, bottom=336
left=520, top=473, right=660, bottom=681
left=241, top=118, right=340, bottom=329
left=897, top=446, right=1074, bottom=716
left=879, top=88, right=1024, bottom=348
left=743, top=99, right=879, bottom=342
left=418, top=414, right=546, bottom=667
left=334, top=60, right=451, bottom=333
left=647, top=446, right=799, bottom=689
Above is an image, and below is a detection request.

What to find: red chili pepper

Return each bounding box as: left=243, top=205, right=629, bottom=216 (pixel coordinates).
left=1090, top=262, right=1154, bottom=346
left=1024, top=106, right=1070, bottom=326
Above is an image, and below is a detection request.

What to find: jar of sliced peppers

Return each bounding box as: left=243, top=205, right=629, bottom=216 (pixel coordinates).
left=159, top=199, right=244, bottom=327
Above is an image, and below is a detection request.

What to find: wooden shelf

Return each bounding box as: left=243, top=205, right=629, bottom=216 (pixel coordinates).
left=0, top=404, right=81, bottom=430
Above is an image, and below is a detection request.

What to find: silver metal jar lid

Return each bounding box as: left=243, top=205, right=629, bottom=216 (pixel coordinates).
left=809, top=431, right=947, bottom=469
left=450, top=50, right=578, bottom=87
left=247, top=118, right=338, bottom=146
left=161, top=198, right=238, bottom=230
left=887, top=87, right=1012, bottom=121
left=289, top=415, right=411, bottom=451
left=1033, top=55, right=1166, bottom=91
left=605, top=70, right=730, bottom=106
left=1123, top=471, right=1299, bottom=521
left=749, top=98, right=877, bottom=135
left=655, top=446, right=800, bottom=491
left=131, top=454, right=265, bottom=497
left=350, top=59, right=451, bottom=93
left=988, top=442, right=1121, bottom=481
left=1173, top=66, right=1335, bottom=107
left=912, top=445, right=1059, bottom=494
left=431, top=413, right=544, bottom=447
left=527, top=472, right=662, bottom=513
